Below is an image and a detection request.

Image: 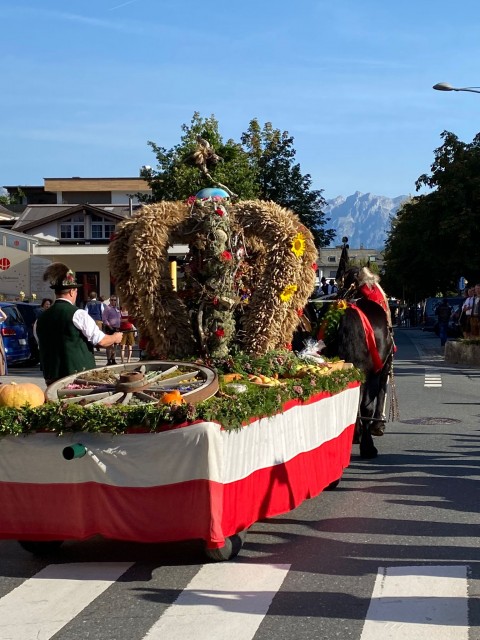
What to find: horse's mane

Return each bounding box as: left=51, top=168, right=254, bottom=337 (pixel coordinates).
left=356, top=266, right=380, bottom=289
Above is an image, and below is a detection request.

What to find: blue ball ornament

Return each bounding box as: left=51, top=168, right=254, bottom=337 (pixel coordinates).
left=195, top=187, right=229, bottom=199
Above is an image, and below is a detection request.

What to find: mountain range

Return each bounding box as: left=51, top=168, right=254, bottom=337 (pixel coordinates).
left=324, top=191, right=409, bottom=249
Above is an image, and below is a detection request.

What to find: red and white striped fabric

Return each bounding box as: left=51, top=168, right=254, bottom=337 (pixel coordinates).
left=0, top=384, right=360, bottom=548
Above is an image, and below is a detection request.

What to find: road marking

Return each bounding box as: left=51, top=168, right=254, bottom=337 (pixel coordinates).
left=425, top=370, right=442, bottom=387
left=144, top=563, right=290, bottom=640
left=0, top=562, right=133, bottom=640
left=360, top=565, right=468, bottom=640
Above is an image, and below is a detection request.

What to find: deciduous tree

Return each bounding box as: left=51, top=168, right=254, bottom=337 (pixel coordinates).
left=383, top=131, right=480, bottom=300
left=140, top=113, right=334, bottom=248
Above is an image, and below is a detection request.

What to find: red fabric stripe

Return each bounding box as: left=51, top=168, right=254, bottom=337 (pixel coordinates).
left=221, top=423, right=354, bottom=537
left=0, top=479, right=226, bottom=547
left=349, top=303, right=384, bottom=372
left=0, top=424, right=354, bottom=549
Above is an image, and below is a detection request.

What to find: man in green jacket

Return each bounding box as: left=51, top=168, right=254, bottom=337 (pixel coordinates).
left=36, top=263, right=123, bottom=385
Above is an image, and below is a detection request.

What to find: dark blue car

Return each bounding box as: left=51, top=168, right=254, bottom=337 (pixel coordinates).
left=0, top=302, right=31, bottom=365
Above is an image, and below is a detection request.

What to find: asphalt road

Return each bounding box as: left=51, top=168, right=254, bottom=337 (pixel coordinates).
left=0, top=328, right=479, bottom=640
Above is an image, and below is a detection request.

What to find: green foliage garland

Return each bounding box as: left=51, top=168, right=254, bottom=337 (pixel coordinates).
left=317, top=300, right=349, bottom=345
left=0, top=357, right=363, bottom=436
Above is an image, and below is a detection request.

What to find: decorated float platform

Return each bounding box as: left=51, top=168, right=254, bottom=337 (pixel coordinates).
left=0, top=177, right=364, bottom=559
left=0, top=381, right=359, bottom=558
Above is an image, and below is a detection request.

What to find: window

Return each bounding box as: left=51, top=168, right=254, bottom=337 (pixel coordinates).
left=91, top=214, right=116, bottom=239
left=60, top=215, right=85, bottom=239
left=327, top=256, right=336, bottom=263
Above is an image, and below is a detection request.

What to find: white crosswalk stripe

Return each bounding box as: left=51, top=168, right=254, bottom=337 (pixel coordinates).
left=360, top=565, right=468, bottom=639
left=0, top=562, right=133, bottom=640
left=0, top=562, right=472, bottom=639
left=144, top=563, right=290, bottom=640
left=424, top=369, right=442, bottom=387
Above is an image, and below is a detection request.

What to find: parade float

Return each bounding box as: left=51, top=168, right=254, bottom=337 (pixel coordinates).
left=0, top=179, right=362, bottom=560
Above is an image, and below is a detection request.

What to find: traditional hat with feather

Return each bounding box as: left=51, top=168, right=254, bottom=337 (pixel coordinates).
left=43, top=262, right=81, bottom=291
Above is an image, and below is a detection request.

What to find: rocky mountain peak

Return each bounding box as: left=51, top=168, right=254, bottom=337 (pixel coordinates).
left=324, top=191, right=408, bottom=249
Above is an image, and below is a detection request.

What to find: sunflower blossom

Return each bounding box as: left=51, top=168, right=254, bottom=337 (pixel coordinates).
left=279, top=284, right=298, bottom=303
left=291, top=233, right=306, bottom=258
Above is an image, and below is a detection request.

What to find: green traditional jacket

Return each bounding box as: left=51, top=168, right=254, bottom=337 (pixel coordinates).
left=36, top=300, right=96, bottom=382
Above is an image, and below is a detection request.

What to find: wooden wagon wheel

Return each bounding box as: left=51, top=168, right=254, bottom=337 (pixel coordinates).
left=45, top=360, right=219, bottom=406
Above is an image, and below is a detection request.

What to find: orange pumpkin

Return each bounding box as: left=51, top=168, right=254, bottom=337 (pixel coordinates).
left=0, top=382, right=45, bottom=408
left=222, top=373, right=243, bottom=383
left=160, top=389, right=185, bottom=405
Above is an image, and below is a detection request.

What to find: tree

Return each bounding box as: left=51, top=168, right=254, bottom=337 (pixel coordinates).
left=241, top=119, right=335, bottom=247
left=139, top=112, right=258, bottom=202
left=382, top=130, right=480, bottom=300
left=140, top=113, right=334, bottom=248
left=0, top=188, right=24, bottom=207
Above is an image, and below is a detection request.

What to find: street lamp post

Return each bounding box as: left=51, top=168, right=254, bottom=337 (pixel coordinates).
left=433, top=82, right=480, bottom=94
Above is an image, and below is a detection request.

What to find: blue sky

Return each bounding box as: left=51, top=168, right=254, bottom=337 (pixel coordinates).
left=1, top=0, right=480, bottom=200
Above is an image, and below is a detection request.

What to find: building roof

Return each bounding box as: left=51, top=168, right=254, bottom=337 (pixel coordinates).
left=43, top=177, right=150, bottom=192
left=0, top=204, right=15, bottom=219
left=11, top=203, right=139, bottom=233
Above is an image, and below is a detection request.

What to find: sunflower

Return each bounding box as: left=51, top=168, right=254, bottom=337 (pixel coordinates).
left=279, top=284, right=298, bottom=303
left=290, top=233, right=306, bottom=258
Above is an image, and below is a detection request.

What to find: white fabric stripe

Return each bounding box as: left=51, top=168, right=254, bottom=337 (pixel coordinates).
left=0, top=386, right=359, bottom=488
left=0, top=423, right=223, bottom=487
left=221, top=385, right=359, bottom=484
left=144, top=563, right=290, bottom=640
left=0, top=562, right=133, bottom=640
left=360, top=565, right=468, bottom=640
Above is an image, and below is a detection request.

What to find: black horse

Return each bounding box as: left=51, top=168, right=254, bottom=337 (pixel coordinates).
left=294, top=284, right=395, bottom=459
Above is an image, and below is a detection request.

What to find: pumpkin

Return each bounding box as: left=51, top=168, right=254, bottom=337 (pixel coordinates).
left=0, top=382, right=45, bottom=408
left=222, top=373, right=243, bottom=383
left=159, top=389, right=185, bottom=405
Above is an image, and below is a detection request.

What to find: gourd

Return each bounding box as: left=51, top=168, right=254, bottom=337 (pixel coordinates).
left=0, top=382, right=45, bottom=408
left=159, top=389, right=185, bottom=405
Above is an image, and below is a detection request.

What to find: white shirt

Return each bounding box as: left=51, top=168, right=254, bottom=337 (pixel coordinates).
left=462, top=296, right=474, bottom=316
left=73, top=307, right=106, bottom=344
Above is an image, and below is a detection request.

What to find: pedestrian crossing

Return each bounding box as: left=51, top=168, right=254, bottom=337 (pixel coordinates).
left=0, top=562, right=471, bottom=639
left=360, top=565, right=468, bottom=640
left=0, top=562, right=134, bottom=640
left=424, top=369, right=442, bottom=387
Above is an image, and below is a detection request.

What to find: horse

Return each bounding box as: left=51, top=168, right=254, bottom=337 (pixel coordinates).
left=294, top=270, right=395, bottom=459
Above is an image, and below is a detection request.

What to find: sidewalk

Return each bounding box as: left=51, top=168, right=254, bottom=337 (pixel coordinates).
left=0, top=347, right=142, bottom=391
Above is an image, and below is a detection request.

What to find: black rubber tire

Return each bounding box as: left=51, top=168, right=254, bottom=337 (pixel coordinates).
left=204, top=529, right=247, bottom=562
left=324, top=478, right=341, bottom=491
left=18, top=540, right=64, bottom=555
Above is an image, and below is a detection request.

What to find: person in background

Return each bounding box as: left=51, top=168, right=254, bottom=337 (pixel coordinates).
left=86, top=292, right=103, bottom=328
left=40, top=298, right=53, bottom=311
left=469, top=283, right=480, bottom=339
left=320, top=277, right=329, bottom=295
left=460, top=286, right=475, bottom=338
left=85, top=291, right=104, bottom=352
left=33, top=297, right=53, bottom=335
left=435, top=298, right=452, bottom=347
left=0, top=306, right=7, bottom=376
left=36, top=263, right=123, bottom=385
left=328, top=279, right=337, bottom=294
left=119, top=304, right=136, bottom=364
left=102, top=294, right=121, bottom=365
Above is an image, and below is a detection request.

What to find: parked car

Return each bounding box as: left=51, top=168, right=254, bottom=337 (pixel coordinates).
left=422, top=297, right=464, bottom=332
left=15, top=302, right=41, bottom=364
left=0, top=302, right=31, bottom=365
